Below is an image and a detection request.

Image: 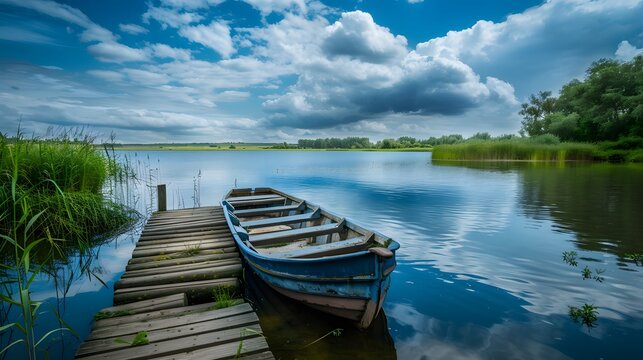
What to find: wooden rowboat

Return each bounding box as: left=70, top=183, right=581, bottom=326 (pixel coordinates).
left=221, top=187, right=399, bottom=329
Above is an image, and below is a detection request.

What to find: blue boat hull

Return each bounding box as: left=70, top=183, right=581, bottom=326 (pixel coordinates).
left=222, top=204, right=399, bottom=328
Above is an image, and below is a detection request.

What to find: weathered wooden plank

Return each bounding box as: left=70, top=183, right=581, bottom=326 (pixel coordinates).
left=96, top=294, right=186, bottom=315
left=87, top=303, right=253, bottom=340
left=131, top=240, right=235, bottom=258
left=226, top=194, right=283, bottom=202
left=153, top=336, right=270, bottom=360
left=233, top=203, right=304, bottom=217
left=151, top=206, right=220, bottom=215
left=93, top=302, right=214, bottom=329
left=122, top=258, right=240, bottom=278
left=249, top=221, right=345, bottom=246
left=113, top=278, right=239, bottom=304
left=77, top=314, right=260, bottom=358
left=228, top=197, right=286, bottom=208
left=133, top=237, right=234, bottom=251
left=241, top=209, right=320, bottom=229
left=138, top=229, right=231, bottom=241
left=135, top=233, right=232, bottom=246
left=140, top=224, right=229, bottom=236
left=78, top=323, right=263, bottom=360
left=145, top=215, right=225, bottom=227
left=142, top=219, right=225, bottom=232
left=126, top=247, right=237, bottom=265
left=115, top=263, right=242, bottom=289
left=268, top=237, right=368, bottom=258
left=125, top=252, right=238, bottom=271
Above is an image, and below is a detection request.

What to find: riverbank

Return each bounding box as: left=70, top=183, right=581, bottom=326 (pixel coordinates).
left=432, top=138, right=643, bottom=162
left=110, top=144, right=432, bottom=152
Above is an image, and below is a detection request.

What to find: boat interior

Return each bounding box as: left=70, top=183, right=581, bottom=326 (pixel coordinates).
left=223, top=188, right=393, bottom=259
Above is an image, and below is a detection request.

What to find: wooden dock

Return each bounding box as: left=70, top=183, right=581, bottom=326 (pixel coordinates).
left=76, top=206, right=274, bottom=359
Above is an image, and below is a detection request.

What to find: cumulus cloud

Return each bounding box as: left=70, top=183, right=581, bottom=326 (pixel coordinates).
left=119, top=23, right=148, bottom=35
left=259, top=11, right=516, bottom=128
left=178, top=21, right=235, bottom=58
left=322, top=11, right=407, bottom=64
left=416, top=0, right=643, bottom=95
left=87, top=42, right=149, bottom=63
left=615, top=40, right=643, bottom=60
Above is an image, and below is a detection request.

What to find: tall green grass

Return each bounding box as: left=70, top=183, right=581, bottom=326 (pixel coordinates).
left=1, top=129, right=139, bottom=357
left=432, top=139, right=597, bottom=162
left=0, top=131, right=138, bottom=255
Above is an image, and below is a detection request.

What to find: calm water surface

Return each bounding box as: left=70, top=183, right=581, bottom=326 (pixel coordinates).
left=7, top=151, right=643, bottom=359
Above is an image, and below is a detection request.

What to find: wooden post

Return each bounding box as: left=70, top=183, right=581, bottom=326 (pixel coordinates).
left=157, top=184, right=167, bottom=212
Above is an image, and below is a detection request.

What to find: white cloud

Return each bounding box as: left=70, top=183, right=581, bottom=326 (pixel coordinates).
left=149, top=43, right=192, bottom=61
left=87, top=42, right=150, bottom=63
left=178, top=21, right=235, bottom=58
left=615, top=40, right=643, bottom=60
left=87, top=70, right=125, bottom=82
left=257, top=11, right=517, bottom=128
left=159, top=0, right=225, bottom=9
left=0, top=0, right=116, bottom=42
left=119, top=23, right=149, bottom=35
left=142, top=5, right=203, bottom=29
left=244, top=0, right=307, bottom=15
left=122, top=68, right=170, bottom=86
left=407, top=0, right=424, bottom=3
left=416, top=0, right=643, bottom=96
left=322, top=11, right=408, bottom=64
left=0, top=25, right=57, bottom=45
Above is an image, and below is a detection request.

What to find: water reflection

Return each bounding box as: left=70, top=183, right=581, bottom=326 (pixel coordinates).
left=5, top=151, right=642, bottom=359
left=244, top=267, right=396, bottom=360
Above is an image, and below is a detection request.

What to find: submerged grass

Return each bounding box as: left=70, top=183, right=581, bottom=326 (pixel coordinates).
left=432, top=139, right=596, bottom=162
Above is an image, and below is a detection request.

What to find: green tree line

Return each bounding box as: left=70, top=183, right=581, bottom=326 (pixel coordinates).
left=520, top=55, right=642, bottom=141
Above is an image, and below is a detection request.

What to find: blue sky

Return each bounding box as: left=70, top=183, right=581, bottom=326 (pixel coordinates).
left=0, top=0, right=641, bottom=143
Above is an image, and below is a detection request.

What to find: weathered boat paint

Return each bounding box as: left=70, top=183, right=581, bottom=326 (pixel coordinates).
left=222, top=187, right=400, bottom=328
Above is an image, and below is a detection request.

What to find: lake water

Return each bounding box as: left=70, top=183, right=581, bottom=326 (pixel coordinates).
left=5, top=151, right=643, bottom=359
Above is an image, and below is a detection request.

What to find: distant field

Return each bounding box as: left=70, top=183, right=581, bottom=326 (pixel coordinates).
left=109, top=144, right=432, bottom=152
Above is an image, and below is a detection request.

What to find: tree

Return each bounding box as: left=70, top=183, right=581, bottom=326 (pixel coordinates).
left=519, top=91, right=558, bottom=136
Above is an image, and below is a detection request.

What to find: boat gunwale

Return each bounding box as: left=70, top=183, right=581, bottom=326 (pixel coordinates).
left=222, top=187, right=400, bottom=264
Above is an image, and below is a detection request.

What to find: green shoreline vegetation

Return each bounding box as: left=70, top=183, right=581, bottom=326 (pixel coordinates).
left=1, top=129, right=139, bottom=357
left=435, top=56, right=643, bottom=162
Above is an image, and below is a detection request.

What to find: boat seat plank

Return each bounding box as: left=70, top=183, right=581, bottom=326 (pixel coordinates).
left=271, top=237, right=369, bottom=258
left=249, top=220, right=345, bottom=246
left=226, top=194, right=283, bottom=202
left=228, top=197, right=285, bottom=207
left=241, top=209, right=320, bottom=229
left=233, top=203, right=304, bottom=217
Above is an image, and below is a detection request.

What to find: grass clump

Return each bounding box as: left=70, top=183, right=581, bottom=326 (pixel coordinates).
left=211, top=286, right=241, bottom=310
left=94, top=310, right=133, bottom=320
left=0, top=130, right=139, bottom=257
left=114, top=331, right=150, bottom=347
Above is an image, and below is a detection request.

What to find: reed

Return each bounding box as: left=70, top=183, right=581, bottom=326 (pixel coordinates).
left=432, top=139, right=597, bottom=162
left=0, top=130, right=138, bottom=254
left=0, top=128, right=139, bottom=357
